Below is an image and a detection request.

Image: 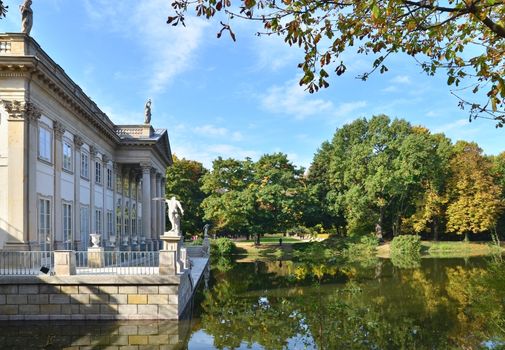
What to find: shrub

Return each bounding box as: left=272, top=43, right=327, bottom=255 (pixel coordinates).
left=186, top=238, right=203, bottom=246
left=211, top=237, right=236, bottom=256
left=390, top=235, right=421, bottom=256
left=286, top=226, right=314, bottom=238
left=390, top=235, right=422, bottom=269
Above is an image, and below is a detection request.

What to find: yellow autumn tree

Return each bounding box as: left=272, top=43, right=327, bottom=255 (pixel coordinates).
left=446, top=141, right=503, bottom=241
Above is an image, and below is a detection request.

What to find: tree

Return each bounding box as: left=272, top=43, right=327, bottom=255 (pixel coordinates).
left=445, top=141, right=503, bottom=241
left=165, top=155, right=207, bottom=235
left=201, top=157, right=256, bottom=238
left=169, top=0, right=505, bottom=126
left=0, top=1, right=7, bottom=19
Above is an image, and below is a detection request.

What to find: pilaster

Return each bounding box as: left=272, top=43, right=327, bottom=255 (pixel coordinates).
left=73, top=136, right=83, bottom=249
left=53, top=121, right=65, bottom=250
left=141, top=164, right=152, bottom=246
left=150, top=169, right=157, bottom=246
left=88, top=145, right=97, bottom=250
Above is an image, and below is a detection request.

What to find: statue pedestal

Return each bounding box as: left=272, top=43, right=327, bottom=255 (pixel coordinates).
left=88, top=247, right=104, bottom=268
left=159, top=233, right=184, bottom=275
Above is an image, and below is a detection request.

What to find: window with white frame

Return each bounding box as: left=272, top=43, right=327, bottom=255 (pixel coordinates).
left=94, top=208, right=102, bottom=234
left=38, top=198, right=51, bottom=248
left=116, top=200, right=122, bottom=236
left=95, top=161, right=102, bottom=184
left=80, top=205, right=90, bottom=244
left=38, top=125, right=52, bottom=162
left=63, top=141, right=73, bottom=171
left=63, top=203, right=72, bottom=248
left=116, top=173, right=122, bottom=193
left=107, top=168, right=113, bottom=189
left=107, top=211, right=113, bottom=238
left=131, top=204, right=137, bottom=236
left=81, top=152, right=89, bottom=179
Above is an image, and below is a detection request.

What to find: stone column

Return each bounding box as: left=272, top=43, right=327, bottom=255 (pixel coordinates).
left=73, top=136, right=83, bottom=250
left=2, top=101, right=40, bottom=251
left=141, top=164, right=151, bottom=248
left=156, top=173, right=162, bottom=238
left=53, top=121, right=65, bottom=250
left=128, top=169, right=134, bottom=249
left=26, top=104, right=41, bottom=248
left=88, top=146, right=97, bottom=250
left=161, top=177, right=166, bottom=233
left=150, top=169, right=157, bottom=247
left=121, top=168, right=128, bottom=249
left=111, top=162, right=118, bottom=249
left=102, top=155, right=109, bottom=245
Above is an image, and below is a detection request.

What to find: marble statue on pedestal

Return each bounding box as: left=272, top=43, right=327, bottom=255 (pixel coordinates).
left=144, top=99, right=152, bottom=124
left=20, top=0, right=33, bottom=35
left=166, top=196, right=184, bottom=235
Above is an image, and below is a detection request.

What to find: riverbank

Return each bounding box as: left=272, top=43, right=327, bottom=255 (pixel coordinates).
left=232, top=237, right=504, bottom=259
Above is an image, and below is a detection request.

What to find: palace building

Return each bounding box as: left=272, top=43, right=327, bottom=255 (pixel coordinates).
left=0, top=33, right=173, bottom=251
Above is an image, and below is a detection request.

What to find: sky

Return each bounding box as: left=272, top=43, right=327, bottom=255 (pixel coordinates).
left=1, top=0, right=503, bottom=169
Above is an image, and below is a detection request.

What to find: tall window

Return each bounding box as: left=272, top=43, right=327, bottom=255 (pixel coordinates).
left=95, top=161, right=102, bottom=184
left=38, top=126, right=52, bottom=162
left=63, top=203, right=72, bottom=249
left=63, top=141, right=73, bottom=171
left=81, top=152, right=89, bottom=179
left=107, top=168, right=113, bottom=189
left=116, top=200, right=122, bottom=236
left=116, top=173, right=122, bottom=193
left=107, top=211, right=113, bottom=238
left=80, top=205, right=90, bottom=248
left=38, top=198, right=51, bottom=249
left=94, top=208, right=102, bottom=234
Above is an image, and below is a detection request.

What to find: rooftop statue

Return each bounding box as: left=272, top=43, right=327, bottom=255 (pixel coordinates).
left=20, top=0, right=33, bottom=35
left=144, top=99, right=152, bottom=124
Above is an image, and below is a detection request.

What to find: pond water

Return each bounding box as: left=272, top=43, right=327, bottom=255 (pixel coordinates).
left=1, top=256, right=504, bottom=349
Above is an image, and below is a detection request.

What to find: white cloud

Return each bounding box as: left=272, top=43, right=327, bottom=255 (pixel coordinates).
left=194, top=124, right=228, bottom=137
left=193, top=124, right=244, bottom=142
left=432, top=119, right=469, bottom=134
left=83, top=0, right=209, bottom=94
left=390, top=75, right=412, bottom=84
left=333, top=101, right=368, bottom=119
left=261, top=79, right=334, bottom=120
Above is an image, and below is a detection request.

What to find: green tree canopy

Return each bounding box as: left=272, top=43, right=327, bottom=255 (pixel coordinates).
left=169, top=0, right=505, bottom=125
left=165, top=155, right=207, bottom=235
left=445, top=141, right=503, bottom=240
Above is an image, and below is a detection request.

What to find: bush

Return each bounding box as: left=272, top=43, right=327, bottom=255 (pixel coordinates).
left=286, top=226, right=314, bottom=238
left=390, top=235, right=422, bottom=269
left=186, top=238, right=203, bottom=246
left=211, top=237, right=236, bottom=256
left=390, top=235, right=421, bottom=255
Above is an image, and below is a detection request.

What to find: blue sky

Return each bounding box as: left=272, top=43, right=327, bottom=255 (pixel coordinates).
left=2, top=0, right=503, bottom=169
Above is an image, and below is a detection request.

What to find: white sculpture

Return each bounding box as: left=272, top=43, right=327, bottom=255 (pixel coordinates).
left=203, top=223, right=210, bottom=238
left=165, top=196, right=184, bottom=235
left=90, top=233, right=101, bottom=248
left=144, top=99, right=152, bottom=124
left=20, top=0, right=33, bottom=35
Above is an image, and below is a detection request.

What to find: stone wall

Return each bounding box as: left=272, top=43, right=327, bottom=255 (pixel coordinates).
left=0, top=273, right=193, bottom=320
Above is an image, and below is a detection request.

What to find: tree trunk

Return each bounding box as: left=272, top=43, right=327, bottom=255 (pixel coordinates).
left=255, top=233, right=260, bottom=246
left=464, top=232, right=469, bottom=242
left=432, top=217, right=439, bottom=241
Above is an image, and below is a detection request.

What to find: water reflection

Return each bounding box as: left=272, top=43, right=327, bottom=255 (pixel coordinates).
left=0, top=257, right=504, bottom=349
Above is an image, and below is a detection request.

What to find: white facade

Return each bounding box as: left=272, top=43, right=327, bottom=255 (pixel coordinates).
left=0, top=33, right=172, bottom=251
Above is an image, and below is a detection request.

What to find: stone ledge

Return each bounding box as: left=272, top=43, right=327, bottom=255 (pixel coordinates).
left=0, top=275, right=181, bottom=285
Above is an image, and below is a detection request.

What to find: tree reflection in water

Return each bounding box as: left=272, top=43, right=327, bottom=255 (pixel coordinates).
left=199, top=256, right=505, bottom=350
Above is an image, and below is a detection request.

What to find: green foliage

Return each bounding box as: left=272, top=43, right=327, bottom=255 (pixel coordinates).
left=201, top=153, right=309, bottom=240
left=446, top=142, right=503, bottom=239
left=0, top=1, right=7, bottom=19
left=344, top=235, right=379, bottom=260
left=165, top=155, right=207, bottom=235
left=211, top=237, right=236, bottom=256
left=390, top=235, right=422, bottom=256
left=186, top=238, right=203, bottom=246
left=286, top=225, right=313, bottom=238
left=169, top=0, right=505, bottom=125
left=390, top=235, right=422, bottom=268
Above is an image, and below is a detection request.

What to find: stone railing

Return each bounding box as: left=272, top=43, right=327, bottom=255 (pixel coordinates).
left=115, top=125, right=153, bottom=139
